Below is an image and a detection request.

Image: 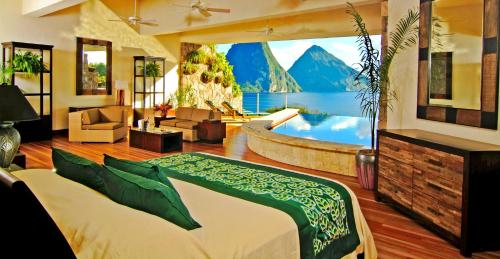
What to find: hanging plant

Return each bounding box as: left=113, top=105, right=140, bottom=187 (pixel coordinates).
left=214, top=75, right=222, bottom=84
left=182, top=62, right=199, bottom=75
left=145, top=62, right=161, bottom=77
left=0, top=64, right=13, bottom=85
left=186, top=49, right=208, bottom=64
left=13, top=51, right=48, bottom=76
left=200, top=70, right=215, bottom=83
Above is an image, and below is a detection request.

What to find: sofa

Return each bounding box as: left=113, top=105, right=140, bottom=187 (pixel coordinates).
left=69, top=107, right=128, bottom=143
left=159, top=107, right=221, bottom=142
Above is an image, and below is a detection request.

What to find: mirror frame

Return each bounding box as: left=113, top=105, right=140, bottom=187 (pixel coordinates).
left=417, top=0, right=499, bottom=129
left=76, top=37, right=112, bottom=96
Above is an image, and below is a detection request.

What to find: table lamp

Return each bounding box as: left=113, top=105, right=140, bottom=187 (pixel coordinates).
left=115, top=80, right=129, bottom=106
left=0, top=85, right=39, bottom=168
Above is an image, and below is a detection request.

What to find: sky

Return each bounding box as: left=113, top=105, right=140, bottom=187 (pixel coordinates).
left=216, top=35, right=381, bottom=70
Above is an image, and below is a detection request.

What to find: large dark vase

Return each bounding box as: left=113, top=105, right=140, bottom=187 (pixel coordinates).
left=356, top=149, right=376, bottom=190
left=0, top=122, right=21, bottom=168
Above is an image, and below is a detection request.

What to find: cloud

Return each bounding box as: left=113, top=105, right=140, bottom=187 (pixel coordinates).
left=269, top=40, right=314, bottom=70
left=328, top=42, right=362, bottom=68
left=330, top=117, right=360, bottom=131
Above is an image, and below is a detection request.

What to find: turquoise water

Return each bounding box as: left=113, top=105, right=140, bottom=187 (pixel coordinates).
left=272, top=113, right=373, bottom=147
left=243, top=92, right=362, bottom=117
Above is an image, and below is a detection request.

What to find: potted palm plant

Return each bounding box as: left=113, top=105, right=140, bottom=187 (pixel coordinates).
left=347, top=3, right=419, bottom=190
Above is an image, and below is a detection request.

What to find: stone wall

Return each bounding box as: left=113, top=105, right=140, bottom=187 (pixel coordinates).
left=177, top=42, right=243, bottom=112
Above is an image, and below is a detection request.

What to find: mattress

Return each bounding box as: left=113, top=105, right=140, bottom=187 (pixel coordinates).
left=13, top=167, right=376, bottom=259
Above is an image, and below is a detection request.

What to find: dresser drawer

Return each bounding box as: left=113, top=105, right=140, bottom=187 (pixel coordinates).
left=378, top=155, right=413, bottom=186
left=412, top=145, right=463, bottom=188
left=414, top=168, right=462, bottom=210
left=413, top=192, right=462, bottom=237
left=378, top=135, right=413, bottom=164
left=378, top=176, right=412, bottom=209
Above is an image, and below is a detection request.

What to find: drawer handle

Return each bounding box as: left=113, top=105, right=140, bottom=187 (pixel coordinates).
left=427, top=182, right=443, bottom=191
left=427, top=207, right=443, bottom=217
left=428, top=158, right=443, bottom=167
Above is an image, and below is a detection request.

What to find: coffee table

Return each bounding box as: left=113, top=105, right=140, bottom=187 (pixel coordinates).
left=129, top=128, right=182, bottom=153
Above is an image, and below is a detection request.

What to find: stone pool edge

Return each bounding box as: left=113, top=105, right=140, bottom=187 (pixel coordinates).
left=243, top=109, right=363, bottom=177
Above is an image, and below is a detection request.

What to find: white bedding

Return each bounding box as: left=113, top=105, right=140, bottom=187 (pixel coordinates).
left=13, top=169, right=376, bottom=259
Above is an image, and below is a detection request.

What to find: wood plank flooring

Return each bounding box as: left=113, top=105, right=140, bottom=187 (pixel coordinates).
left=20, top=126, right=500, bottom=259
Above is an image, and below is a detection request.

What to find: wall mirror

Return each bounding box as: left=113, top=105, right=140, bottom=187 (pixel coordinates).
left=76, top=37, right=112, bottom=95
left=417, top=0, right=499, bottom=129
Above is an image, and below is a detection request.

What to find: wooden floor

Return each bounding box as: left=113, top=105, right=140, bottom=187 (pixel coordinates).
left=20, top=126, right=500, bottom=259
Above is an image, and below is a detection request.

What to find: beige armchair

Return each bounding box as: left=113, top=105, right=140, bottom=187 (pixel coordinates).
left=69, top=107, right=128, bottom=143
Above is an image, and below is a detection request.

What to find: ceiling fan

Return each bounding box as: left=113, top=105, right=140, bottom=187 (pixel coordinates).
left=174, top=0, right=231, bottom=17
left=108, top=0, right=159, bottom=26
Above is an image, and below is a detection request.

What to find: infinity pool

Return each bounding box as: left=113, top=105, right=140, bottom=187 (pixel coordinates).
left=272, top=113, right=373, bottom=147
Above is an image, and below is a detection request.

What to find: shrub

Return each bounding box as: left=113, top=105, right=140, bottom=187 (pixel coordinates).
left=186, top=50, right=208, bottom=64
left=182, top=62, right=198, bottom=75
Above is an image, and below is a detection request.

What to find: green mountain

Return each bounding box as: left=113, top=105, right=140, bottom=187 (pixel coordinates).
left=226, top=42, right=301, bottom=93
left=288, top=45, right=359, bottom=92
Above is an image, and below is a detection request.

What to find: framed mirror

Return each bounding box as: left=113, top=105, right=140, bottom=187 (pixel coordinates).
left=76, top=37, right=112, bottom=95
left=417, top=0, right=499, bottom=129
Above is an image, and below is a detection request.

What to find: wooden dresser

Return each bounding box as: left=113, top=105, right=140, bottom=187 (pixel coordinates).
left=376, top=129, right=500, bottom=256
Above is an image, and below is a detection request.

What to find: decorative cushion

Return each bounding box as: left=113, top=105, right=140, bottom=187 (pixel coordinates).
left=175, top=121, right=199, bottom=130
left=81, top=122, right=123, bottom=130
left=99, top=108, right=123, bottom=123
left=103, top=154, right=174, bottom=189
left=191, top=109, right=212, bottom=122
left=82, top=108, right=100, bottom=125
left=176, top=107, right=194, bottom=120
left=102, top=165, right=201, bottom=230
left=160, top=119, right=188, bottom=127
left=51, top=148, right=106, bottom=193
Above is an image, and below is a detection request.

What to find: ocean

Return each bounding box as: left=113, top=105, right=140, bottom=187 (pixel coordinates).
left=243, top=92, right=363, bottom=116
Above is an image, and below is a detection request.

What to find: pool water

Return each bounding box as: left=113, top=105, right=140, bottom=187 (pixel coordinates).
left=272, top=114, right=373, bottom=147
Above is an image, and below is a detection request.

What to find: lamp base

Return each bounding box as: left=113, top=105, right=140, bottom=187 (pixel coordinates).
left=0, top=122, right=21, bottom=168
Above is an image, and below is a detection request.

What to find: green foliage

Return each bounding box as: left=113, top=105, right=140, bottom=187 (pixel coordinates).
left=182, top=62, right=199, bottom=75
left=175, top=83, right=196, bottom=107
left=145, top=62, right=161, bottom=77
left=240, top=81, right=264, bottom=93
left=12, top=51, right=48, bottom=76
left=0, top=64, right=13, bottom=85
left=186, top=49, right=208, bottom=64
left=265, top=105, right=326, bottom=115
left=347, top=2, right=419, bottom=150
left=209, top=53, right=227, bottom=73
left=201, top=70, right=216, bottom=83
left=232, top=82, right=242, bottom=98
left=89, top=62, right=106, bottom=77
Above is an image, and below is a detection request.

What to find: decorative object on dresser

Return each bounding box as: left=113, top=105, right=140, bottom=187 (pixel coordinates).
left=0, top=85, right=39, bottom=168
left=198, top=119, right=226, bottom=144
left=129, top=128, right=182, bottom=153
left=2, top=42, right=53, bottom=142
left=376, top=129, right=500, bottom=256
left=346, top=3, right=419, bottom=190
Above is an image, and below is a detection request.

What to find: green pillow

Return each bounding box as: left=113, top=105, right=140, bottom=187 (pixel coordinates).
left=52, top=148, right=106, bottom=193
left=103, top=154, right=174, bottom=189
left=102, top=165, right=201, bottom=230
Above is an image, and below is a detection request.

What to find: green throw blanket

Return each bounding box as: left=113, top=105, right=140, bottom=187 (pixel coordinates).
left=147, top=153, right=360, bottom=259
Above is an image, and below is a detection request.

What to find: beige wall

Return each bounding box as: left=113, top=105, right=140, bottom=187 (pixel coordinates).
left=0, top=0, right=180, bottom=130
left=387, top=0, right=500, bottom=145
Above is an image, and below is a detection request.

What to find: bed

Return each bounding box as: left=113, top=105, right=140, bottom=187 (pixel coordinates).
left=4, top=152, right=376, bottom=259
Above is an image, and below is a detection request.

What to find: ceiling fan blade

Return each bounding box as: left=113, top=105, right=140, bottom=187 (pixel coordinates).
left=206, top=7, right=230, bottom=13
left=139, top=22, right=159, bottom=26
left=199, top=8, right=212, bottom=17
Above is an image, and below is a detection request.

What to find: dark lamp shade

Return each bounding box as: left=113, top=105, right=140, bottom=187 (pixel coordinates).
left=0, top=85, right=39, bottom=122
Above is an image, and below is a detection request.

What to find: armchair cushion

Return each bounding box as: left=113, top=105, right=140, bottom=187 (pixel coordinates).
left=176, top=107, right=194, bottom=120
left=191, top=109, right=212, bottom=122
left=82, top=108, right=100, bottom=125
left=82, top=122, right=124, bottom=130
left=99, top=108, right=123, bottom=123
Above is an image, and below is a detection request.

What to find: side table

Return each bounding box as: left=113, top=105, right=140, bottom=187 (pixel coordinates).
left=198, top=120, right=226, bottom=144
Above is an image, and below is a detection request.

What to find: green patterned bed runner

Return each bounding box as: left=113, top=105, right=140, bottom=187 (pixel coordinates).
left=147, top=153, right=360, bottom=259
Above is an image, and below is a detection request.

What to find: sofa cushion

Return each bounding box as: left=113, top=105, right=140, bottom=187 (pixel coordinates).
left=191, top=109, right=212, bottom=122
left=99, top=108, right=123, bottom=123
left=175, top=121, right=199, bottom=130
left=159, top=119, right=187, bottom=127
left=176, top=107, right=194, bottom=120
left=82, top=122, right=124, bottom=130
left=82, top=108, right=100, bottom=125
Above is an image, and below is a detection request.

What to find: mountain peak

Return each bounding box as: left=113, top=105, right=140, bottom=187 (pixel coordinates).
left=306, top=45, right=325, bottom=52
